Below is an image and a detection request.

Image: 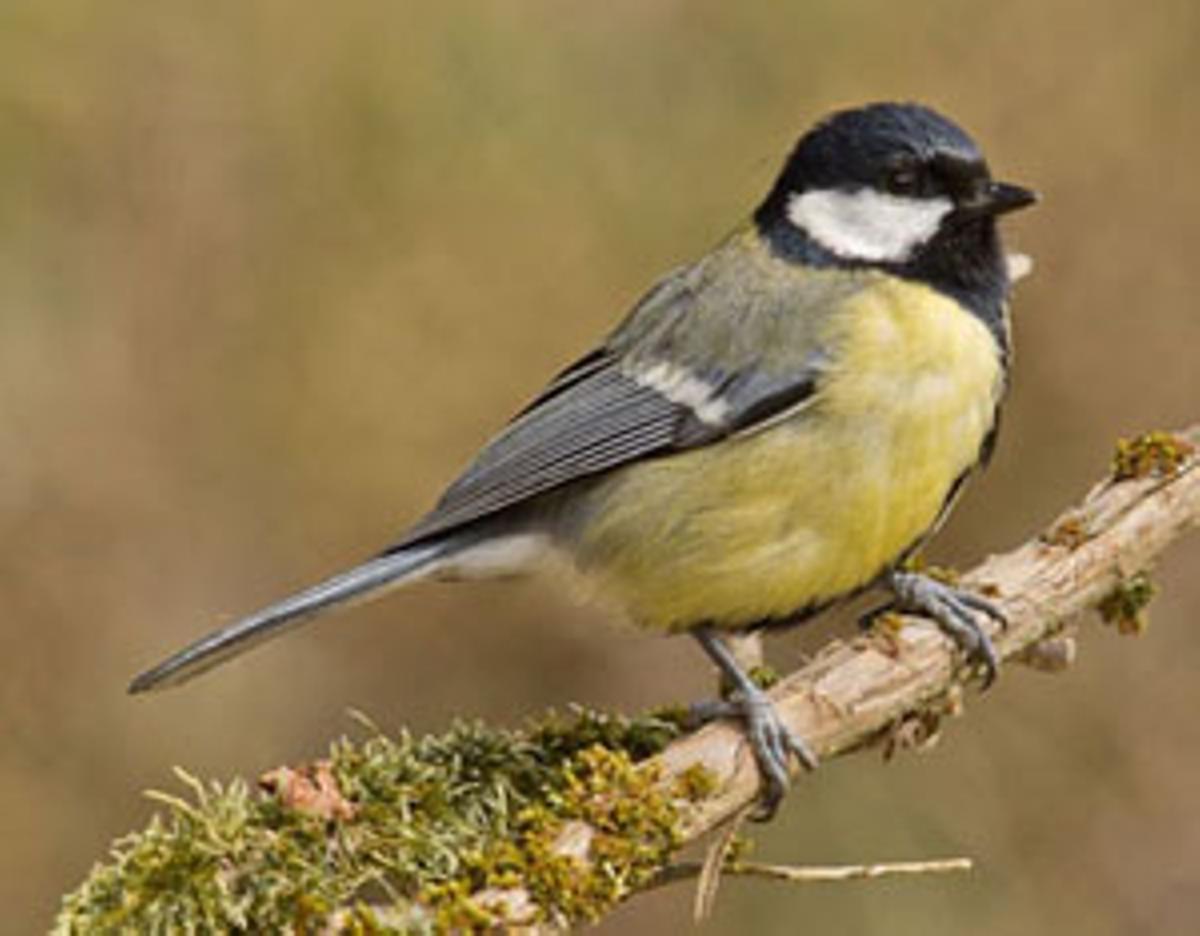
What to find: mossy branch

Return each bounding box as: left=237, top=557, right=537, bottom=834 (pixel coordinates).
left=56, top=428, right=1199, bottom=933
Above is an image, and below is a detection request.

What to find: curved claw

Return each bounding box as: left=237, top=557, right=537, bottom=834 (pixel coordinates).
left=952, top=589, right=1009, bottom=629
left=690, top=627, right=818, bottom=819
left=888, top=570, right=1004, bottom=689
left=687, top=691, right=817, bottom=820
left=739, top=689, right=817, bottom=821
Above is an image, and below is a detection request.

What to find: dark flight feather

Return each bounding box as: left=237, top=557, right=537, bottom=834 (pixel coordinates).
left=391, top=255, right=835, bottom=549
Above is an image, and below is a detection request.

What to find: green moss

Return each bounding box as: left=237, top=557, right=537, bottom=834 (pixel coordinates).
left=55, top=707, right=709, bottom=933
left=924, top=564, right=962, bottom=586
left=1097, top=571, right=1156, bottom=635
left=673, top=762, right=720, bottom=802
left=747, top=664, right=781, bottom=691
left=723, top=832, right=756, bottom=870
left=1112, top=431, right=1195, bottom=481
left=900, top=554, right=961, bottom=585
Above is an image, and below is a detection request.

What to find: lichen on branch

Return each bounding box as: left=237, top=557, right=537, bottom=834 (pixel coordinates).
left=55, top=710, right=708, bottom=933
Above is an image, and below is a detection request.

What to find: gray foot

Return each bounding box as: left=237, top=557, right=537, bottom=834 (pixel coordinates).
left=691, top=628, right=817, bottom=820
left=886, top=570, right=1007, bottom=688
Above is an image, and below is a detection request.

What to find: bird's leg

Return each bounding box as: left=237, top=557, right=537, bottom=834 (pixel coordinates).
left=689, top=626, right=818, bottom=820
left=878, top=569, right=1008, bottom=688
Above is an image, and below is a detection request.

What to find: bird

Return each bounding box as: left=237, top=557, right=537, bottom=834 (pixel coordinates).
left=130, top=101, right=1036, bottom=817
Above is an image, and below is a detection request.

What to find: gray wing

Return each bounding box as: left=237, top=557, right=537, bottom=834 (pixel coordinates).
left=394, top=244, right=866, bottom=548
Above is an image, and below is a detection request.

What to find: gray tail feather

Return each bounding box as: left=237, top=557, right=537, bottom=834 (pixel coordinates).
left=128, top=540, right=447, bottom=694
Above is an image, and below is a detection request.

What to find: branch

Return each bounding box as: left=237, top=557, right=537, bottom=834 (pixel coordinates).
left=56, top=428, right=1199, bottom=933
left=655, top=426, right=1199, bottom=839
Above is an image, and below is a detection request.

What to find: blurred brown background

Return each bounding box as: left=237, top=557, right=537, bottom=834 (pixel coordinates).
left=4, top=1, right=1199, bottom=933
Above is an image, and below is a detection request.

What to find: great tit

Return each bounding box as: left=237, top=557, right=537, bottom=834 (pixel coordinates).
left=131, top=102, right=1036, bottom=815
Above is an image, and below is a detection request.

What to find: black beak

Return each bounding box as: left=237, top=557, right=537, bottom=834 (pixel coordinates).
left=956, top=181, right=1039, bottom=221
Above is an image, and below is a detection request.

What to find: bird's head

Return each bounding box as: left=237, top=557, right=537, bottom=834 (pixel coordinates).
left=756, top=102, right=1037, bottom=269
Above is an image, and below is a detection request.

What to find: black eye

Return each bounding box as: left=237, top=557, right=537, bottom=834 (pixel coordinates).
left=884, top=165, right=921, bottom=196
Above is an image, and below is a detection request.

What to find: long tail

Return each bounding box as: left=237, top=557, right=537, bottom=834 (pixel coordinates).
left=128, top=540, right=447, bottom=693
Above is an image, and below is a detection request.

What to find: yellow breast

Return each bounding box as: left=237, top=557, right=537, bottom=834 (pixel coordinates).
left=570, top=274, right=1005, bottom=632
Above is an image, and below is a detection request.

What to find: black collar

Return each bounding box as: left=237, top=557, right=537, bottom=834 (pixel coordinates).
left=754, top=209, right=1011, bottom=358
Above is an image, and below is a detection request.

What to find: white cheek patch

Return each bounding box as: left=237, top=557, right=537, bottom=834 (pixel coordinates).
left=629, top=360, right=730, bottom=426
left=786, top=188, right=953, bottom=263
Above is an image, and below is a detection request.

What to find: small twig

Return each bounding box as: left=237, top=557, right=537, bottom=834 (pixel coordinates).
left=692, top=805, right=754, bottom=922
left=661, top=856, right=974, bottom=891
